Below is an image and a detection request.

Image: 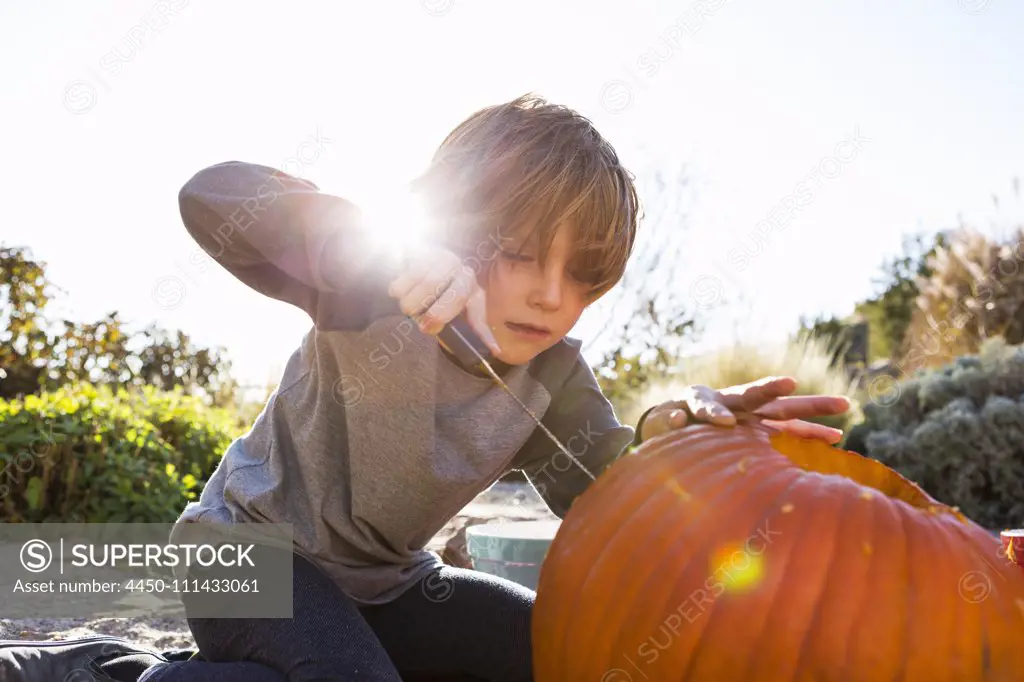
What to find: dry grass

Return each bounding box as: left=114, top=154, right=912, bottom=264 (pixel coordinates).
left=620, top=335, right=864, bottom=435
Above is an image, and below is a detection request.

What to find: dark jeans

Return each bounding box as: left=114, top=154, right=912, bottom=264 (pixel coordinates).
left=139, top=550, right=534, bottom=681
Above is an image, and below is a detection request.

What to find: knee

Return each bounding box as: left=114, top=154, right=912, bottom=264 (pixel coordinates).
left=435, top=567, right=535, bottom=681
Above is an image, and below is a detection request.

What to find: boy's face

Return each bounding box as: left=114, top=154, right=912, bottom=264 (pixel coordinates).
left=481, top=223, right=596, bottom=365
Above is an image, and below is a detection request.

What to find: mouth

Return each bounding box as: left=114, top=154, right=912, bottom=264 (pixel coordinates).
left=506, top=321, right=552, bottom=338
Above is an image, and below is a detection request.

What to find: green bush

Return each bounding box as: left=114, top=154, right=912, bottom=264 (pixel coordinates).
left=130, top=386, right=246, bottom=484
left=844, top=337, right=1024, bottom=529
left=0, top=383, right=243, bottom=522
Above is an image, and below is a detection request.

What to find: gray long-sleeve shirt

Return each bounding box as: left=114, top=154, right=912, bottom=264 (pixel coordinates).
left=169, top=161, right=644, bottom=604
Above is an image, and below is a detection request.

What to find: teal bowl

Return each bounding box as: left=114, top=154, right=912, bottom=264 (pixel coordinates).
left=465, top=520, right=562, bottom=591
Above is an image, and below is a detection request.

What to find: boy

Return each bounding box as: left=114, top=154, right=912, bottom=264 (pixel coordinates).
left=141, top=94, right=847, bottom=681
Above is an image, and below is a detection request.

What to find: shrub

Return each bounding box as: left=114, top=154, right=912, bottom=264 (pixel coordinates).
left=622, top=335, right=863, bottom=436
left=0, top=382, right=243, bottom=522
left=901, top=226, right=1024, bottom=373
left=130, top=386, right=245, bottom=483
left=845, top=337, right=1024, bottom=529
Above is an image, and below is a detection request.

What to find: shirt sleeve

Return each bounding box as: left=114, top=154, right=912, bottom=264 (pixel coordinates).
left=177, top=161, right=391, bottom=320
left=513, top=352, right=656, bottom=519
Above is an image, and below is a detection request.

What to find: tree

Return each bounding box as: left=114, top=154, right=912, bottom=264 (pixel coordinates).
left=856, top=230, right=946, bottom=362
left=793, top=231, right=947, bottom=370
left=582, top=164, right=701, bottom=417
left=795, top=312, right=850, bottom=366
left=0, top=244, right=237, bottom=404
left=0, top=245, right=54, bottom=397
left=902, top=225, right=1024, bottom=371
left=791, top=178, right=1022, bottom=373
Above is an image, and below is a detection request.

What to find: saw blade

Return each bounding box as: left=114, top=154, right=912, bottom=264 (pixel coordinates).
left=439, top=321, right=596, bottom=481
left=389, top=245, right=596, bottom=481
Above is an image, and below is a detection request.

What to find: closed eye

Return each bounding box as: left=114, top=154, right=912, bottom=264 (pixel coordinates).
left=500, top=250, right=535, bottom=263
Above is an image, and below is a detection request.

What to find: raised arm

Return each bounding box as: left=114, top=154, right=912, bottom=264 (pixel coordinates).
left=178, top=161, right=390, bottom=321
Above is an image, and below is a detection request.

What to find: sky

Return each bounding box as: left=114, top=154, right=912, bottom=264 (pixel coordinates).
left=2, top=0, right=1023, bottom=392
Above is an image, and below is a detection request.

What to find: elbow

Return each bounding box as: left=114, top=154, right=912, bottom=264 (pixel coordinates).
left=178, top=170, right=200, bottom=207
left=177, top=179, right=198, bottom=222
left=177, top=164, right=215, bottom=223
left=177, top=160, right=241, bottom=206
left=177, top=161, right=247, bottom=235
left=176, top=179, right=209, bottom=243
left=177, top=163, right=238, bottom=256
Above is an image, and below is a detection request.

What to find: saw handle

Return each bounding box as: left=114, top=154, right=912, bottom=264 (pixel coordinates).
left=437, top=313, right=495, bottom=371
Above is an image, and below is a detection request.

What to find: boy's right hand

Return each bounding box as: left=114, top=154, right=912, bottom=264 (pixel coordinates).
left=387, top=245, right=501, bottom=355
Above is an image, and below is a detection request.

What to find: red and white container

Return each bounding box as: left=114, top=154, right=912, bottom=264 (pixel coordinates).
left=1000, top=529, right=1024, bottom=569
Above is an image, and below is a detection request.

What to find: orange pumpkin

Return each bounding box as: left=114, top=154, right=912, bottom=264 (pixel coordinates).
left=533, top=417, right=1024, bottom=681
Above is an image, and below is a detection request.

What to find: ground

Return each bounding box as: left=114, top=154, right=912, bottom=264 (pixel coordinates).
left=0, top=483, right=556, bottom=649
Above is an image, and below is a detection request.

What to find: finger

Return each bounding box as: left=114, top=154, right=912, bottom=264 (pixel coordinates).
left=752, top=395, right=852, bottom=421
left=761, top=418, right=844, bottom=444
left=716, top=376, right=798, bottom=412
left=465, top=284, right=501, bottom=355
left=418, top=281, right=466, bottom=336
left=641, top=406, right=689, bottom=442
left=688, top=386, right=737, bottom=426
left=400, top=262, right=462, bottom=319
left=388, top=256, right=433, bottom=299
left=417, top=267, right=478, bottom=334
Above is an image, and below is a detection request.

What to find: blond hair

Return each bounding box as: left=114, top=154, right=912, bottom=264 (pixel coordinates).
left=411, top=94, right=640, bottom=299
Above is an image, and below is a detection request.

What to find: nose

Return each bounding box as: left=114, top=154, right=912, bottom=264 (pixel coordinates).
left=528, top=264, right=565, bottom=311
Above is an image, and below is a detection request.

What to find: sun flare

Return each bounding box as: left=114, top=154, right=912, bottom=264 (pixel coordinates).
left=357, top=184, right=434, bottom=257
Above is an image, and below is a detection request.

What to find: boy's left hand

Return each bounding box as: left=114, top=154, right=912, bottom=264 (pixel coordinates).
left=638, top=376, right=851, bottom=445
